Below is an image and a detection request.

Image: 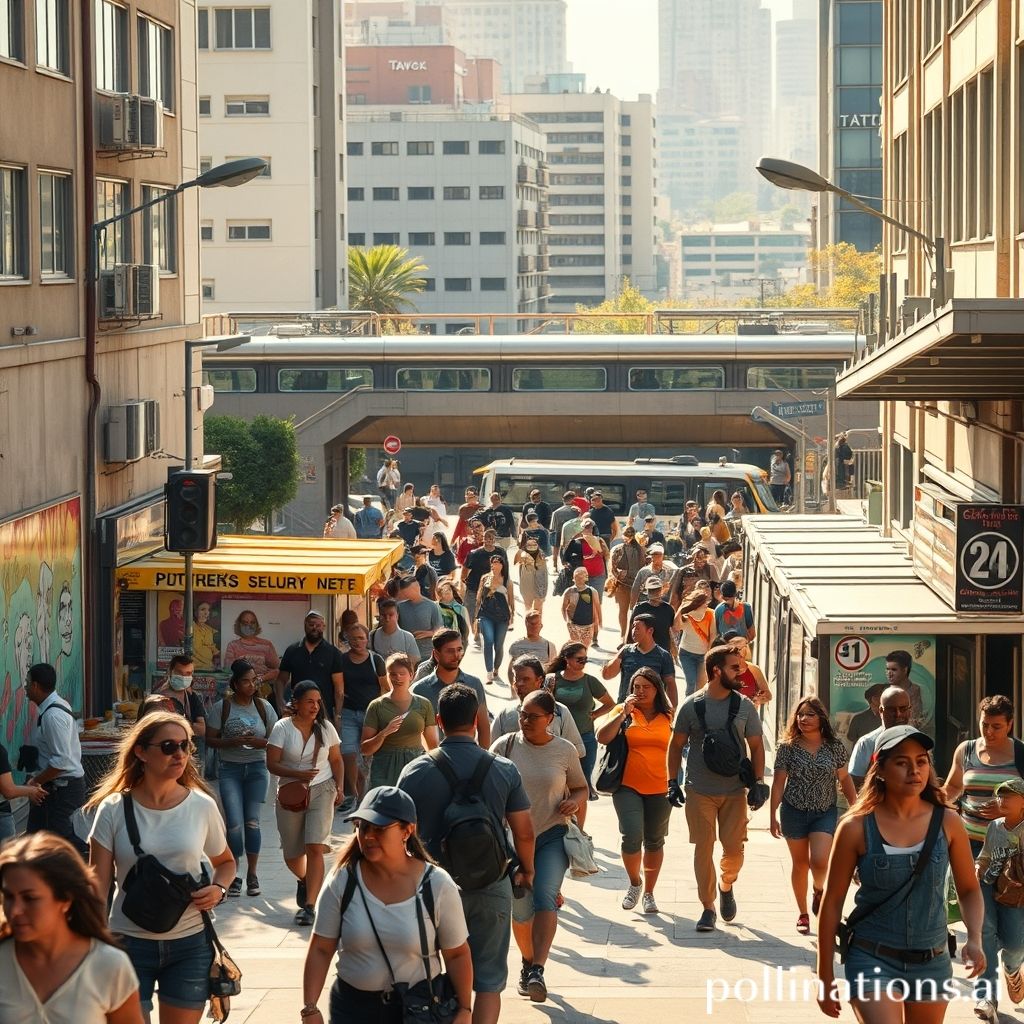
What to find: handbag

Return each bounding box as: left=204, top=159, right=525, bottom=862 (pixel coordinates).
left=358, top=866, right=460, bottom=1023
left=276, top=728, right=322, bottom=812
left=594, top=716, right=630, bottom=795
left=995, top=850, right=1024, bottom=908
left=553, top=565, right=572, bottom=597
left=120, top=794, right=199, bottom=933
left=563, top=819, right=600, bottom=879
left=203, top=910, right=242, bottom=1022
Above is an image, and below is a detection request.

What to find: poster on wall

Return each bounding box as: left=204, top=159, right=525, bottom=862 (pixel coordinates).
left=829, top=633, right=936, bottom=751
left=0, top=498, right=84, bottom=746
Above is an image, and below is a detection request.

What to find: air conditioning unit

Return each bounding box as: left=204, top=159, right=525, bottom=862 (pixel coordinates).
left=104, top=402, right=147, bottom=462
left=132, top=264, right=160, bottom=316
left=98, top=264, right=132, bottom=318
left=98, top=94, right=164, bottom=149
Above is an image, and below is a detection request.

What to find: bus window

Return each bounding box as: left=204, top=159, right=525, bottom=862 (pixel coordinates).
left=645, top=482, right=689, bottom=513
left=495, top=477, right=565, bottom=505
left=511, top=367, right=607, bottom=391
left=277, top=367, right=373, bottom=392
left=565, top=481, right=626, bottom=512
left=397, top=367, right=491, bottom=391
left=746, top=366, right=837, bottom=389
left=628, top=366, right=725, bottom=390
left=203, top=368, right=257, bottom=392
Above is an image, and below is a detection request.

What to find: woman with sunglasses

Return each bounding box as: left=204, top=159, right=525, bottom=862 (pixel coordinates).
left=492, top=690, right=588, bottom=1004
left=545, top=643, right=614, bottom=799
left=595, top=669, right=674, bottom=915
left=267, top=681, right=345, bottom=927
left=302, top=785, right=472, bottom=1024
left=87, top=712, right=234, bottom=1024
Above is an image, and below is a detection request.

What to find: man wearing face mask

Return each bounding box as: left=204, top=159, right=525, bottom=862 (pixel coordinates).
left=151, top=653, right=206, bottom=739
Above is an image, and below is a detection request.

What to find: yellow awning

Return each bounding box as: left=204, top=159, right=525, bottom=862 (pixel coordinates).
left=116, top=536, right=405, bottom=596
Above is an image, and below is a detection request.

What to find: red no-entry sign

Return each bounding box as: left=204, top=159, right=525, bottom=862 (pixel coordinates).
left=383, top=435, right=402, bottom=455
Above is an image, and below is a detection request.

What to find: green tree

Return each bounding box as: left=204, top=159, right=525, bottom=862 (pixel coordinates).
left=771, top=243, right=881, bottom=311
left=573, top=279, right=656, bottom=334
left=204, top=414, right=300, bottom=532
left=348, top=245, right=428, bottom=314
left=713, top=191, right=758, bottom=223
left=349, top=447, right=367, bottom=485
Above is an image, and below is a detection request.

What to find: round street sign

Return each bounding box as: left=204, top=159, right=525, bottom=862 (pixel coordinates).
left=383, top=435, right=402, bottom=456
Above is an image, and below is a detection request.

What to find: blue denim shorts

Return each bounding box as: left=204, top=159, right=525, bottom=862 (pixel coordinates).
left=844, top=945, right=952, bottom=1000
left=340, top=708, right=366, bottom=754
left=461, top=876, right=512, bottom=993
left=120, top=929, right=213, bottom=1011
left=779, top=800, right=838, bottom=840
left=513, top=824, right=568, bottom=922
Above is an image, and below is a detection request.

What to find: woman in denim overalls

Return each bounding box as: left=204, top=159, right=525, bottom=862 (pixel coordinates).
left=817, top=726, right=985, bottom=1021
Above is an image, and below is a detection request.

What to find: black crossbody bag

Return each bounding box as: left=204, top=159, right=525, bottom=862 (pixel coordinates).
left=835, top=804, right=953, bottom=962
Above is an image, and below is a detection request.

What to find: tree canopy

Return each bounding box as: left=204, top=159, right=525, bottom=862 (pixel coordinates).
left=772, top=243, right=881, bottom=309
left=348, top=245, right=428, bottom=314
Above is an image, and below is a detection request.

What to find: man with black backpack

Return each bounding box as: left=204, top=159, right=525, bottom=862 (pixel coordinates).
left=398, top=684, right=535, bottom=1024
left=666, top=645, right=766, bottom=933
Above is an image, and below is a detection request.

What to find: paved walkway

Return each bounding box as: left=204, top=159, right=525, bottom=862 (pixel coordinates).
left=186, top=589, right=998, bottom=1023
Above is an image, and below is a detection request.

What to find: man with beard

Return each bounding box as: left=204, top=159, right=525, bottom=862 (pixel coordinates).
left=275, top=611, right=344, bottom=721
left=667, top=645, right=765, bottom=932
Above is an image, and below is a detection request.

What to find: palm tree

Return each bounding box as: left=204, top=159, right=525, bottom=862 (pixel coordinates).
left=348, top=245, right=428, bottom=314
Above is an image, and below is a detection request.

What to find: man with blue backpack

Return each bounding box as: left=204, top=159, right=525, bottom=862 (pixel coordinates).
left=399, top=683, right=535, bottom=1024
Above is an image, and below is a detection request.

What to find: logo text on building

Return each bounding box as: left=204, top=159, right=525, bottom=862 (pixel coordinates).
left=389, top=60, right=427, bottom=71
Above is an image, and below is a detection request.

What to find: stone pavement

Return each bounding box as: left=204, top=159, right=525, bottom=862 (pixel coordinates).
left=185, top=590, right=999, bottom=1024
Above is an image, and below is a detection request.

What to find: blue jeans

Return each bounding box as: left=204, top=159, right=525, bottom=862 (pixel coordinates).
left=478, top=615, right=509, bottom=674
left=121, top=930, right=213, bottom=1011
left=678, top=649, right=705, bottom=697
left=581, top=731, right=598, bottom=789
left=0, top=811, right=15, bottom=844
left=980, top=879, right=1024, bottom=989
left=513, top=824, right=569, bottom=920
left=218, top=760, right=269, bottom=859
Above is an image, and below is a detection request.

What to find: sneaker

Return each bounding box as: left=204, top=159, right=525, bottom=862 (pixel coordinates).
left=696, top=908, right=717, bottom=932
left=517, top=963, right=531, bottom=997
left=294, top=905, right=315, bottom=926
left=296, top=878, right=307, bottom=909
left=227, top=877, right=242, bottom=898
left=526, top=965, right=547, bottom=1003
left=246, top=874, right=261, bottom=897
left=974, top=998, right=998, bottom=1023
left=621, top=884, right=642, bottom=911
left=473, top=636, right=482, bottom=649
left=642, top=892, right=659, bottom=914
left=719, top=886, right=737, bottom=923
left=1006, top=965, right=1024, bottom=1005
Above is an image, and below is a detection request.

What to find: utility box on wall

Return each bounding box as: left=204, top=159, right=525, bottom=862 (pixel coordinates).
left=104, top=401, right=160, bottom=463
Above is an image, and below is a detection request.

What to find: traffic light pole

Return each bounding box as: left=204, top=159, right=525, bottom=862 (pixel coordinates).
left=183, top=345, right=195, bottom=659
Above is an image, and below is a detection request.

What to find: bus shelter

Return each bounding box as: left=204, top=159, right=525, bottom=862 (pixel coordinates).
left=743, top=515, right=1023, bottom=772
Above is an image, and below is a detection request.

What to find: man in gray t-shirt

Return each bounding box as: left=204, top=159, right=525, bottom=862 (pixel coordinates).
left=396, top=577, right=444, bottom=661
left=667, top=645, right=765, bottom=932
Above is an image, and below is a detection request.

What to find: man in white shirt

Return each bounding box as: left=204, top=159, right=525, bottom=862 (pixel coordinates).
left=368, top=599, right=420, bottom=668
left=25, top=661, right=86, bottom=852
left=323, top=504, right=357, bottom=539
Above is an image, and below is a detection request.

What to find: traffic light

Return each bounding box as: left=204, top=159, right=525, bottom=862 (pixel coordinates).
left=165, top=469, right=217, bottom=553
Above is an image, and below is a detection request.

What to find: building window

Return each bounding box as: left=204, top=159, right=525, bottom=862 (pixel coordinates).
left=199, top=96, right=211, bottom=115
left=443, top=140, right=469, bottom=155
left=214, top=7, right=270, bottom=49
left=197, top=7, right=207, bottom=48
left=409, top=232, right=434, bottom=246
left=199, top=157, right=212, bottom=174
left=444, top=277, right=471, bottom=291
left=421, top=277, right=435, bottom=291
left=373, top=232, right=400, bottom=245
left=35, top=0, right=69, bottom=73
left=95, top=178, right=129, bottom=269
left=201, top=279, right=214, bottom=299
left=225, top=96, right=269, bottom=115
left=444, top=232, right=470, bottom=246
left=96, top=0, right=127, bottom=91
left=142, top=184, right=175, bottom=273
left=227, top=221, right=271, bottom=240
left=407, top=141, right=434, bottom=155
left=38, top=171, right=71, bottom=276
left=480, top=231, right=506, bottom=244
left=443, top=186, right=470, bottom=200
left=480, top=277, right=506, bottom=291
left=346, top=141, right=363, bottom=156
left=372, top=187, right=399, bottom=201
left=138, top=15, right=173, bottom=111
left=0, top=165, right=27, bottom=278
left=478, top=140, right=505, bottom=155
left=407, top=186, right=434, bottom=200
left=200, top=220, right=213, bottom=241
left=347, top=187, right=364, bottom=201
left=407, top=85, right=431, bottom=103
left=1, top=0, right=25, bottom=61
left=348, top=232, right=365, bottom=246
left=371, top=141, right=398, bottom=156
left=479, top=185, right=504, bottom=200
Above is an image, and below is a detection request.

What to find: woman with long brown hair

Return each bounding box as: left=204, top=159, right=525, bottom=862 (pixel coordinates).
left=87, top=712, right=234, bottom=1024
left=769, top=697, right=856, bottom=935
left=0, top=833, right=143, bottom=1023
left=674, top=587, right=718, bottom=697
left=816, top=726, right=985, bottom=1021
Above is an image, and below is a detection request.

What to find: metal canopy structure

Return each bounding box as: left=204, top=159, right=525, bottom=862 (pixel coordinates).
left=838, top=300, right=1024, bottom=399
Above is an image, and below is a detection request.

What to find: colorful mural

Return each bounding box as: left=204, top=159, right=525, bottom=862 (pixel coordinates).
left=0, top=498, right=84, bottom=746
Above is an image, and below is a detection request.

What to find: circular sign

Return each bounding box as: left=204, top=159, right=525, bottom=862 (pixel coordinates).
left=834, top=635, right=871, bottom=672
left=959, top=531, right=1021, bottom=591
left=383, top=435, right=402, bottom=456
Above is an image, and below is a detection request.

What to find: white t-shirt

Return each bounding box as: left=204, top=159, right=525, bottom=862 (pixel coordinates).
left=267, top=718, right=340, bottom=787
left=88, top=790, right=227, bottom=940
left=0, top=938, right=138, bottom=1024
left=313, top=863, right=468, bottom=991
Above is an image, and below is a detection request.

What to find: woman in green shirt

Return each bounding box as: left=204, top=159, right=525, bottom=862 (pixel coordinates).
left=360, top=654, right=438, bottom=787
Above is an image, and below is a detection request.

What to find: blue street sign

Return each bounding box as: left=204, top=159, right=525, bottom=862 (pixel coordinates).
left=771, top=400, right=826, bottom=419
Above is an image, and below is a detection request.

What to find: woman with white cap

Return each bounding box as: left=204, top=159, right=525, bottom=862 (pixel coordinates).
left=816, top=724, right=985, bottom=1021
left=301, top=786, right=473, bottom=1024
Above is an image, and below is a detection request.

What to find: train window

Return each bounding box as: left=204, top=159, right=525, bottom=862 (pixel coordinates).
left=746, top=366, right=837, bottom=389
left=628, top=366, right=725, bottom=390
left=395, top=367, right=491, bottom=391
left=277, top=367, right=373, bottom=392
left=202, top=368, right=257, bottom=392
left=511, top=367, right=606, bottom=391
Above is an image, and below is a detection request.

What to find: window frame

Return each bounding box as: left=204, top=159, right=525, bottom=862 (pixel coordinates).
left=745, top=366, right=838, bottom=390
left=627, top=366, right=726, bottom=391
left=214, top=6, right=270, bottom=49
left=395, top=367, right=491, bottom=392
left=137, top=13, right=173, bottom=111
left=226, top=221, right=272, bottom=241
left=276, top=366, right=373, bottom=394
left=95, top=177, right=130, bottom=269
left=0, top=164, right=28, bottom=280
left=95, top=0, right=127, bottom=92
left=511, top=367, right=608, bottom=392
left=224, top=96, right=269, bottom=116
left=38, top=169, right=72, bottom=278
left=1, top=0, right=25, bottom=62
left=202, top=367, right=258, bottom=392
left=142, top=183, right=176, bottom=274
left=35, top=0, right=69, bottom=74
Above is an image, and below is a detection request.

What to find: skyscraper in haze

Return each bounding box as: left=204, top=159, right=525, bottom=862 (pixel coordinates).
left=657, top=0, right=772, bottom=216
left=775, top=0, right=818, bottom=171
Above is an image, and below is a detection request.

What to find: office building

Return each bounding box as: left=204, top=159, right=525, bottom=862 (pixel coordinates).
left=775, top=0, right=818, bottom=172
left=511, top=84, right=659, bottom=305
left=659, top=113, right=746, bottom=216
left=344, top=1, right=447, bottom=45
left=197, top=0, right=347, bottom=311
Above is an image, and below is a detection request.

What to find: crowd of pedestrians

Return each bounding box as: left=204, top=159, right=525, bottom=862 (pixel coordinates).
left=3, top=473, right=1023, bottom=1024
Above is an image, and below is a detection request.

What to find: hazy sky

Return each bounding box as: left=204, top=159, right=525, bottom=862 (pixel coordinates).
left=565, top=0, right=793, bottom=101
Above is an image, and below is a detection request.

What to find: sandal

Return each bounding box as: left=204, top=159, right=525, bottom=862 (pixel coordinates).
left=811, top=889, right=823, bottom=916
left=796, top=913, right=810, bottom=935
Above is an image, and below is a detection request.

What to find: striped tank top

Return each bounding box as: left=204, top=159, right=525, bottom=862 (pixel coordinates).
left=961, top=740, right=1022, bottom=841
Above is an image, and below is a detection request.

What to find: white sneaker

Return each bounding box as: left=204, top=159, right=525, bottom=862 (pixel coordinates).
left=642, top=892, right=659, bottom=914
left=621, top=884, right=641, bottom=911
left=974, top=998, right=998, bottom=1023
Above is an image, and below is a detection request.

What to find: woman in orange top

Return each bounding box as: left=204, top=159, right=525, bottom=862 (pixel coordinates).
left=674, top=587, right=718, bottom=697
left=595, top=667, right=674, bottom=915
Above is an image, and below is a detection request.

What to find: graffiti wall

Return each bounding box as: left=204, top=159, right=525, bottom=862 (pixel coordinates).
left=0, top=498, right=84, bottom=746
